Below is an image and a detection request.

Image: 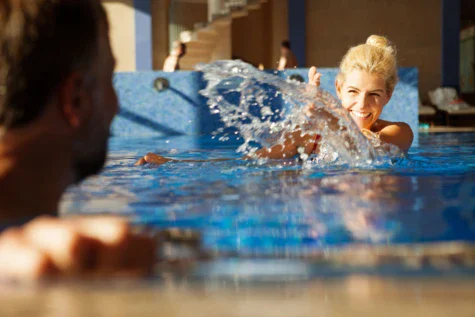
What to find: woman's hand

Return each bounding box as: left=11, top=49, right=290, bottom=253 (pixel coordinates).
left=0, top=216, right=156, bottom=281
left=308, top=66, right=322, bottom=87
left=361, top=128, right=377, bottom=139
left=134, top=153, right=172, bottom=166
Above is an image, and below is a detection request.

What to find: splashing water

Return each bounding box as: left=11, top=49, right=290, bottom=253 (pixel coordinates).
left=197, top=60, right=403, bottom=167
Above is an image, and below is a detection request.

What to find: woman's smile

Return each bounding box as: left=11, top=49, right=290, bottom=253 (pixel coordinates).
left=350, top=110, right=372, bottom=119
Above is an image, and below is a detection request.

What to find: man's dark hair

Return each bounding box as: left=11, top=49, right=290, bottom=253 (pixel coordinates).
left=179, top=42, right=186, bottom=58
left=0, top=0, right=106, bottom=128
left=281, top=40, right=291, bottom=49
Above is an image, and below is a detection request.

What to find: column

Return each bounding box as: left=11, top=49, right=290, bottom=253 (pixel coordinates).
left=134, top=0, right=153, bottom=70
left=288, top=0, right=306, bottom=67
left=441, top=0, right=461, bottom=89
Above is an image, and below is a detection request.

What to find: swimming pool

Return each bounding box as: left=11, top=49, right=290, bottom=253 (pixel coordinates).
left=61, top=132, right=475, bottom=273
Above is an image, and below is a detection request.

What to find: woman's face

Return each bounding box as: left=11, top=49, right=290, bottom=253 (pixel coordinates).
left=336, top=70, right=391, bottom=130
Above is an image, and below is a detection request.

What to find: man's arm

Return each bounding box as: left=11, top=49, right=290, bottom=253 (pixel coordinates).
left=0, top=216, right=156, bottom=281
left=163, top=56, right=177, bottom=72
left=277, top=57, right=287, bottom=70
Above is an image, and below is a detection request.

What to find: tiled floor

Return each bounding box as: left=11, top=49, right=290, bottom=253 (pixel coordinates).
left=1, top=276, right=474, bottom=317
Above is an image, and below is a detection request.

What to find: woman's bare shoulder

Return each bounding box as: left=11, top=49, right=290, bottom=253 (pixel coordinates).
left=373, top=120, right=414, bottom=151
left=373, top=119, right=412, bottom=133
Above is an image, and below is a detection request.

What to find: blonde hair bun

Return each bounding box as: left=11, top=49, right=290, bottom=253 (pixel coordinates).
left=366, top=35, right=395, bottom=55
left=337, top=34, right=399, bottom=93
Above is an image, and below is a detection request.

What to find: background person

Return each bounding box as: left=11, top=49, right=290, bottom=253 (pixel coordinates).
left=277, top=40, right=298, bottom=70
left=163, top=41, right=187, bottom=72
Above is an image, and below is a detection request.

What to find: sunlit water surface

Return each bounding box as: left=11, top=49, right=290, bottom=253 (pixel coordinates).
left=61, top=132, right=475, bottom=258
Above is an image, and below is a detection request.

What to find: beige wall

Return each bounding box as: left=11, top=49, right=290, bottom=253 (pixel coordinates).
left=232, top=0, right=287, bottom=69
left=232, top=7, right=268, bottom=67
left=306, top=0, right=442, bottom=100
left=211, top=19, right=232, bottom=61
left=102, top=0, right=136, bottom=71
left=170, top=2, right=208, bottom=35
left=102, top=0, right=172, bottom=71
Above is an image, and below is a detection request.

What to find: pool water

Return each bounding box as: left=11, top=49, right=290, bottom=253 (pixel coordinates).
left=61, top=132, right=475, bottom=261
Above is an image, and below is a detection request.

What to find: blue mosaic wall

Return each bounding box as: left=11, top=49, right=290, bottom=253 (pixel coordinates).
left=112, top=67, right=419, bottom=145
left=112, top=71, right=220, bottom=137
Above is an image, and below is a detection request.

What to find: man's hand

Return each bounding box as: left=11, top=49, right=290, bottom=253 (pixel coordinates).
left=134, top=153, right=172, bottom=166
left=0, top=216, right=156, bottom=281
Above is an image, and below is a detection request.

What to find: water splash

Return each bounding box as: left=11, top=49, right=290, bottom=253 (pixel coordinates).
left=197, top=61, right=402, bottom=167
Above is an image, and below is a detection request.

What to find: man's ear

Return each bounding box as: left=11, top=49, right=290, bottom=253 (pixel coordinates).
left=57, top=73, right=89, bottom=129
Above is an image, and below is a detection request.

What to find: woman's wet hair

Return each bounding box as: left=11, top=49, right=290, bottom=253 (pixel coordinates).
left=0, top=0, right=106, bottom=128
left=337, top=35, right=398, bottom=94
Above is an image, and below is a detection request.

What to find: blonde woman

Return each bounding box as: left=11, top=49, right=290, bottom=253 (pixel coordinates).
left=137, top=35, right=413, bottom=165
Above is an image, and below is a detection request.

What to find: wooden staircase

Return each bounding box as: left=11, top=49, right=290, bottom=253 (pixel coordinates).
left=179, top=0, right=268, bottom=70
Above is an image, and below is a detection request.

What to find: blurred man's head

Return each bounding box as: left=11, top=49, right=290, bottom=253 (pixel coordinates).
left=0, top=0, right=118, bottom=182
left=281, top=40, right=291, bottom=55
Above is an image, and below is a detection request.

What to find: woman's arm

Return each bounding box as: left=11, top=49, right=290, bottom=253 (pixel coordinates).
left=249, top=129, right=318, bottom=160
left=134, top=130, right=320, bottom=166
left=134, top=153, right=232, bottom=166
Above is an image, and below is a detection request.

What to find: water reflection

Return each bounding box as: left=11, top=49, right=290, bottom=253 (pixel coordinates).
left=61, top=135, right=475, bottom=257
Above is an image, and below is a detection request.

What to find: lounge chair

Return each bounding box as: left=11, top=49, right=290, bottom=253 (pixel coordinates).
left=428, top=87, right=475, bottom=126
